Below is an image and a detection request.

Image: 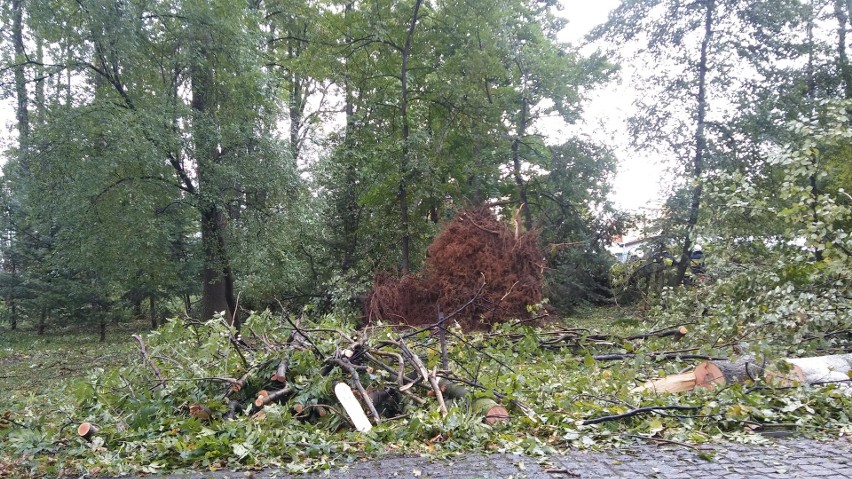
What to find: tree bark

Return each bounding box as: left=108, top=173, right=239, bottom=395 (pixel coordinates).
left=192, top=40, right=237, bottom=326
left=675, top=0, right=714, bottom=285
left=834, top=0, right=852, bottom=99
left=38, top=308, right=46, bottom=336
left=695, top=355, right=766, bottom=388
left=149, top=296, right=158, bottom=330
left=398, top=0, right=424, bottom=276
left=339, top=1, right=359, bottom=274
left=511, top=97, right=533, bottom=232
left=199, top=205, right=236, bottom=326
left=11, top=0, right=30, bottom=176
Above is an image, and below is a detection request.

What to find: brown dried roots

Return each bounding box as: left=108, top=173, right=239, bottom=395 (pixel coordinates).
left=366, top=208, right=545, bottom=331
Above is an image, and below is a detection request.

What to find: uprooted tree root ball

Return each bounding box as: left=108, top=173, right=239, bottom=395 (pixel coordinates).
left=366, top=208, right=546, bottom=331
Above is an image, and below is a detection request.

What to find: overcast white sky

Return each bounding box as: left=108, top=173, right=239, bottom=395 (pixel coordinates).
left=0, top=1, right=663, bottom=213
left=556, top=0, right=666, bottom=213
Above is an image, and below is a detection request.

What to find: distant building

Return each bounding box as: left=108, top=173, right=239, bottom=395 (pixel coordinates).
left=607, top=236, right=649, bottom=263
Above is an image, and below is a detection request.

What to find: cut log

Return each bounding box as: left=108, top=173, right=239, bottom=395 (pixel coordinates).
left=271, top=358, right=289, bottom=383
left=784, top=354, right=852, bottom=384
left=223, top=400, right=243, bottom=420
left=230, top=370, right=251, bottom=394
left=763, top=364, right=805, bottom=386
left=695, top=355, right=767, bottom=388
left=437, top=378, right=469, bottom=400
left=189, top=404, right=213, bottom=421
left=472, top=398, right=509, bottom=425
left=335, top=382, right=372, bottom=432
left=632, top=371, right=697, bottom=394
left=254, top=388, right=292, bottom=408
left=696, top=354, right=852, bottom=389
left=77, top=422, right=99, bottom=441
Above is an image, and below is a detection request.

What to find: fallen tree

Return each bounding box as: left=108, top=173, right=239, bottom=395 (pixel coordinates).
left=634, top=353, right=852, bottom=394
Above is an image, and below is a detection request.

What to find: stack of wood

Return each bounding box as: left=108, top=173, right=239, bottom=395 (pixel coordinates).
left=633, top=353, right=852, bottom=394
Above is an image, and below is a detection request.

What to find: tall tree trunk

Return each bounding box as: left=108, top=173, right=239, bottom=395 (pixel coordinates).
left=834, top=0, right=852, bottom=99
left=675, top=0, right=714, bottom=285
left=340, top=1, right=359, bottom=274
left=192, top=41, right=237, bottom=326
left=149, top=296, right=158, bottom=330
left=398, top=0, right=424, bottom=276
left=38, top=308, right=46, bottom=336
left=511, top=96, right=533, bottom=232
left=10, top=0, right=28, bottom=330
left=805, top=0, right=825, bottom=261
left=35, top=38, right=45, bottom=125
left=8, top=252, right=16, bottom=331
left=12, top=0, right=30, bottom=175
left=199, top=206, right=236, bottom=324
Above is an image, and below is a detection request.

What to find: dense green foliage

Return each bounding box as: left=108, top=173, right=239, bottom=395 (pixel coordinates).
left=0, top=0, right=619, bottom=332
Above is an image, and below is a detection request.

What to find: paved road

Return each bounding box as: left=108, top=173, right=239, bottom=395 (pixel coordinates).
left=160, top=437, right=852, bottom=479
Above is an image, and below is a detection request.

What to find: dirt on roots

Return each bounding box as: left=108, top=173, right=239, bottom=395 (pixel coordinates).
left=366, top=208, right=546, bottom=331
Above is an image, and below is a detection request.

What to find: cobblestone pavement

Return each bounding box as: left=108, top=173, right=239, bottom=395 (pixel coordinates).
left=161, top=437, right=852, bottom=479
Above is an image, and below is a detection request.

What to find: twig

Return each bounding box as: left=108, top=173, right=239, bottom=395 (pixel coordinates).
left=589, top=352, right=725, bottom=362
left=132, top=334, right=166, bottom=389
left=581, top=405, right=700, bottom=425
left=543, top=468, right=580, bottom=477
left=626, top=434, right=710, bottom=451
left=217, top=315, right=250, bottom=369
left=398, top=338, right=447, bottom=415
left=275, top=303, right=324, bottom=359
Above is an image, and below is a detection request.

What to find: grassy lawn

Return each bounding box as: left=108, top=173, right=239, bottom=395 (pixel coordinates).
left=0, top=319, right=150, bottom=402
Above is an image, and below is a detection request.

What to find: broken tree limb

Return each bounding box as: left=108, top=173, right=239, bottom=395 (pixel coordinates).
left=253, top=387, right=292, bottom=409
left=131, top=334, right=166, bottom=389
left=625, top=326, right=689, bottom=342
left=591, top=352, right=724, bottom=362
left=437, top=378, right=469, bottom=400
left=230, top=370, right=252, bottom=394
left=271, top=357, right=289, bottom=384
left=398, top=338, right=447, bottom=415
left=581, top=405, right=700, bottom=426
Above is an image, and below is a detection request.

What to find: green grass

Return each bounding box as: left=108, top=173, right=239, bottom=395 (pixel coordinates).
left=0, top=319, right=149, bottom=402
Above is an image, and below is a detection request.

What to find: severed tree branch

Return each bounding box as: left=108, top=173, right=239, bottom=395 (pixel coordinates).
left=132, top=334, right=166, bottom=389
left=582, top=405, right=700, bottom=425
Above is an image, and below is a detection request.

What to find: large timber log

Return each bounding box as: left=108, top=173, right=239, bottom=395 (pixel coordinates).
left=695, top=353, right=851, bottom=388
left=694, top=355, right=767, bottom=388
left=784, top=354, right=852, bottom=384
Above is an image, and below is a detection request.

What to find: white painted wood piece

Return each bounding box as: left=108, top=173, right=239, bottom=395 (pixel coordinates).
left=334, top=382, right=372, bottom=432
